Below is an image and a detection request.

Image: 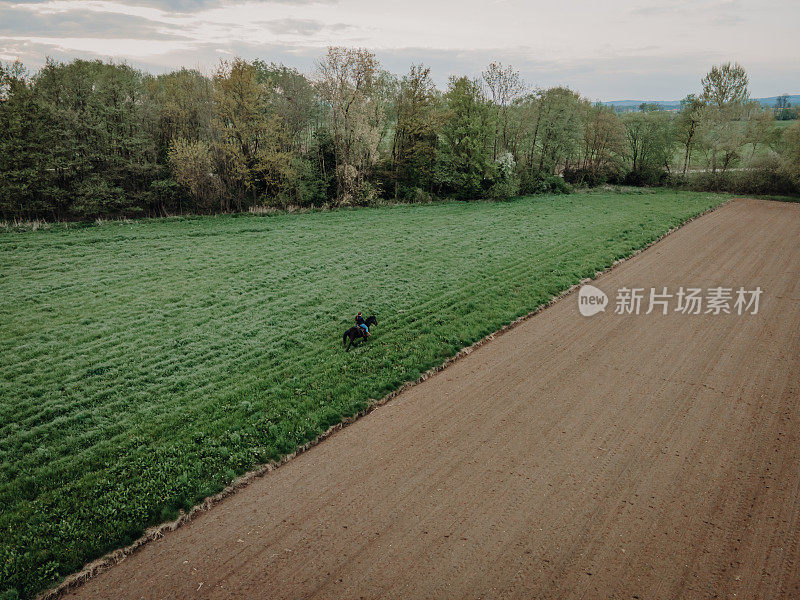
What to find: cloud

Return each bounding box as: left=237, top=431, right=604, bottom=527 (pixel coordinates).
left=3, top=35, right=797, bottom=100
left=0, top=3, right=188, bottom=39
left=629, top=0, right=745, bottom=26
left=263, top=18, right=325, bottom=35
left=6, top=0, right=339, bottom=15
left=0, top=0, right=797, bottom=99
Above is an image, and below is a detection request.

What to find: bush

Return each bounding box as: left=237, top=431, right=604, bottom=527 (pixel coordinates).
left=564, top=168, right=602, bottom=188
left=562, top=167, right=622, bottom=188
left=400, top=186, right=434, bottom=203
left=71, top=176, right=131, bottom=219
left=519, top=170, right=573, bottom=195
left=487, top=153, right=520, bottom=200
left=284, top=156, right=329, bottom=207
left=679, top=161, right=799, bottom=197
left=622, top=167, right=668, bottom=187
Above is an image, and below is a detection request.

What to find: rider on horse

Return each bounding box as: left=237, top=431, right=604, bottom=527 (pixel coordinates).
left=356, top=312, right=370, bottom=336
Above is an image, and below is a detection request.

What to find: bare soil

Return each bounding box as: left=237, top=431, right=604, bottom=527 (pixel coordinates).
left=64, top=199, right=800, bottom=600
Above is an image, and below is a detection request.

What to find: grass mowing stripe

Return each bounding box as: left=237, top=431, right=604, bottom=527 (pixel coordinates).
left=0, top=190, right=725, bottom=599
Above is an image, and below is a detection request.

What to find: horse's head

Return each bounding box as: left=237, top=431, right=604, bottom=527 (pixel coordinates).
left=365, top=315, right=377, bottom=327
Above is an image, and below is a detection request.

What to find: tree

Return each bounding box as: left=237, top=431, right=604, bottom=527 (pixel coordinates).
left=697, top=63, right=750, bottom=174
left=436, top=76, right=493, bottom=199
left=482, top=61, right=525, bottom=159
left=774, top=94, right=798, bottom=121
left=315, top=47, right=382, bottom=204
left=534, top=87, right=585, bottom=175
left=701, top=62, right=749, bottom=108
left=391, top=64, right=439, bottom=200
left=676, top=94, right=705, bottom=175
left=168, top=139, right=223, bottom=211
left=639, top=102, right=661, bottom=112
left=744, top=105, right=777, bottom=162
left=579, top=103, right=626, bottom=180
left=32, top=59, right=159, bottom=218
left=146, top=68, right=213, bottom=152
left=0, top=61, right=64, bottom=220
left=780, top=121, right=800, bottom=189
left=622, top=109, right=674, bottom=184
left=697, top=105, right=745, bottom=174
left=210, top=58, right=294, bottom=210
left=253, top=61, right=322, bottom=154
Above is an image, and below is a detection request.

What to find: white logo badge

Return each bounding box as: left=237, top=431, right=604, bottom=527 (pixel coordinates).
left=578, top=285, right=608, bottom=317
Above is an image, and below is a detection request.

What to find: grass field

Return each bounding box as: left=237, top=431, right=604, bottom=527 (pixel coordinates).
left=0, top=189, right=725, bottom=599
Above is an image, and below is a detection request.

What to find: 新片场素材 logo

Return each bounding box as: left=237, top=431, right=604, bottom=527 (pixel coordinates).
left=578, top=284, right=762, bottom=316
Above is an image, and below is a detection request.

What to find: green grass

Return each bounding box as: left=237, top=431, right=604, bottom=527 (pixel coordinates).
left=0, top=189, right=725, bottom=599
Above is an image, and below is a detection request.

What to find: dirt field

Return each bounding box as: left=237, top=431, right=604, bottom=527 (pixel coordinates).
left=64, top=199, right=800, bottom=600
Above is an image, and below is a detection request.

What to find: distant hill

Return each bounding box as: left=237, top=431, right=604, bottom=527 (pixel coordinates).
left=754, top=95, right=800, bottom=107
left=603, top=95, right=800, bottom=111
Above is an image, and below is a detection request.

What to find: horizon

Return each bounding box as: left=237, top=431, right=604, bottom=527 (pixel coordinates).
left=1, top=0, right=799, bottom=102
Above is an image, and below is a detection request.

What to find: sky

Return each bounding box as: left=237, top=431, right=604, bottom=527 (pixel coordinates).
left=1, top=0, right=798, bottom=101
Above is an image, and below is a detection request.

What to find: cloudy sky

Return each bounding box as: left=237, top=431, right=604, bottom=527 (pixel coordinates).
left=1, top=0, right=798, bottom=100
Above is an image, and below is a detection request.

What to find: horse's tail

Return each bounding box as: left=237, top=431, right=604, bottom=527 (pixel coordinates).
left=343, top=330, right=349, bottom=349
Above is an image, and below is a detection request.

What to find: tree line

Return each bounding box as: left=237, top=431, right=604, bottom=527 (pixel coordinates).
left=1, top=52, right=798, bottom=221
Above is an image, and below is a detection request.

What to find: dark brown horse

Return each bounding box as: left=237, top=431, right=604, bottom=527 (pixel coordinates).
left=342, top=315, right=377, bottom=350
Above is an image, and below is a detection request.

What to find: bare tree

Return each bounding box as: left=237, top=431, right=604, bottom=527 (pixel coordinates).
left=482, top=62, right=526, bottom=159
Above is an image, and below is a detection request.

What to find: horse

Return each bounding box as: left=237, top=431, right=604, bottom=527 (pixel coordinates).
left=343, top=315, right=377, bottom=351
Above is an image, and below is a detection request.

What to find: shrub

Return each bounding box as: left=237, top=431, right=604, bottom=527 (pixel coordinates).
left=519, top=170, right=573, bottom=195
left=680, top=161, right=799, bottom=197
left=487, top=152, right=520, bottom=200
left=622, top=166, right=668, bottom=187
left=563, top=167, right=622, bottom=188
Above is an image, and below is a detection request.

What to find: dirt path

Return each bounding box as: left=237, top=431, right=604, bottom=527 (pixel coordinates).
left=65, top=199, right=800, bottom=600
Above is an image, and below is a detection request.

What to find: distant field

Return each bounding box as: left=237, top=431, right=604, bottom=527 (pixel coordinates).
left=0, top=190, right=725, bottom=599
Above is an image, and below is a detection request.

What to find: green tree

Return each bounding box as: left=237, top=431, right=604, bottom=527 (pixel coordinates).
left=695, top=63, right=752, bottom=174
left=482, top=61, right=525, bottom=160
left=676, top=94, right=705, bottom=175
left=579, top=103, right=626, bottom=181
left=253, top=61, right=322, bottom=154
left=146, top=68, right=213, bottom=152
left=436, top=76, right=493, bottom=199
left=32, top=59, right=159, bottom=218
left=210, top=58, right=295, bottom=210
left=0, top=61, right=64, bottom=220
left=622, top=109, right=675, bottom=184
left=533, top=87, right=585, bottom=175
left=744, top=104, right=777, bottom=161
left=315, top=47, right=383, bottom=204
left=168, top=139, right=223, bottom=211
left=701, top=62, right=749, bottom=108
left=780, top=121, right=800, bottom=189
left=391, top=64, right=439, bottom=200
